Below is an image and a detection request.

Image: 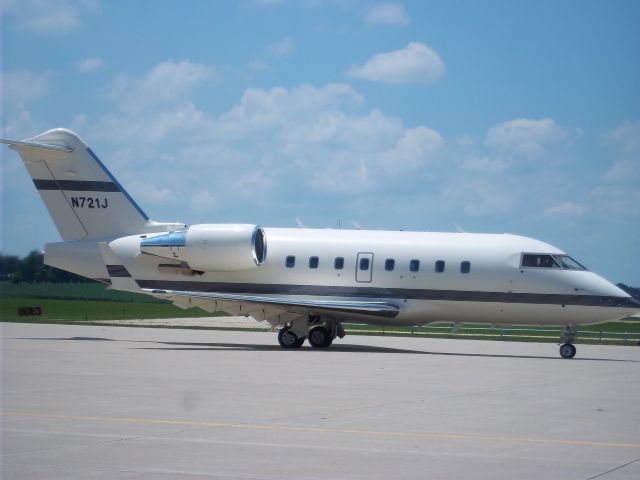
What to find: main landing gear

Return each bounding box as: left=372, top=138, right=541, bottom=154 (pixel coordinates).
left=277, top=316, right=345, bottom=349
left=559, top=325, right=578, bottom=359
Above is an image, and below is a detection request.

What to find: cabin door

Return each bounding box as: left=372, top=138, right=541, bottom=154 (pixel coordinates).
left=355, top=252, right=374, bottom=283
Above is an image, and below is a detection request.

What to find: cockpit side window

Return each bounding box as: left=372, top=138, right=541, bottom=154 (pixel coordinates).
left=522, top=254, right=560, bottom=268
left=521, top=253, right=587, bottom=270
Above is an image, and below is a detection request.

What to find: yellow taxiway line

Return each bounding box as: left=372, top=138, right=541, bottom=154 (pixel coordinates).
left=2, top=411, right=639, bottom=450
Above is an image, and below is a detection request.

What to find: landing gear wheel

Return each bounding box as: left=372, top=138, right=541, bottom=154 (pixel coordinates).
left=278, top=328, right=303, bottom=349
left=559, top=343, right=576, bottom=359
left=308, top=326, right=332, bottom=348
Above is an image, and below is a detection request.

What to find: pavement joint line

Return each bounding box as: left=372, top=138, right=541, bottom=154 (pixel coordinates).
left=3, top=411, right=639, bottom=450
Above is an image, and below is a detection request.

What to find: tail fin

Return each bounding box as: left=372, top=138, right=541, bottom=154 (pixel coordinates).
left=2, top=128, right=182, bottom=240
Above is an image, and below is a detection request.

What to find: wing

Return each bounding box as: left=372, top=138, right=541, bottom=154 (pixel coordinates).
left=142, top=287, right=400, bottom=326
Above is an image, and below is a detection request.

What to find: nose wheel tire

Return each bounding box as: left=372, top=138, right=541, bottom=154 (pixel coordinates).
left=308, top=326, right=333, bottom=348
left=559, top=343, right=576, bottom=359
left=278, top=328, right=304, bottom=349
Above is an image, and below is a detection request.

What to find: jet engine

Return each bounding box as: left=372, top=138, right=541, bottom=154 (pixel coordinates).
left=140, top=224, right=267, bottom=271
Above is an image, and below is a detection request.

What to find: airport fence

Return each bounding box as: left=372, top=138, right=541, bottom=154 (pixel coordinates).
left=344, top=323, right=640, bottom=345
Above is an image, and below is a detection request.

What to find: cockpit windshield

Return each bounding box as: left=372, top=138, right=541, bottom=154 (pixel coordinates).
left=521, top=253, right=587, bottom=270
left=553, top=255, right=587, bottom=270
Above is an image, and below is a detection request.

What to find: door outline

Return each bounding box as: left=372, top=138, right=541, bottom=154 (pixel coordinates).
left=355, top=252, right=374, bottom=283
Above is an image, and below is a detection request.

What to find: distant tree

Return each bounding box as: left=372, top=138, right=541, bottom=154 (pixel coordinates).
left=1, top=251, right=90, bottom=284
left=617, top=283, right=640, bottom=299
left=0, top=254, right=20, bottom=281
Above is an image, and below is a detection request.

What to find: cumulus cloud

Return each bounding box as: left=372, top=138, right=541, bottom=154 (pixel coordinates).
left=461, top=156, right=509, bottom=173
left=3, top=0, right=100, bottom=35
left=106, top=60, right=217, bottom=112
left=190, top=191, right=217, bottom=212
left=378, top=126, right=443, bottom=171
left=544, top=202, right=586, bottom=217
left=345, top=42, right=445, bottom=84
left=485, top=118, right=566, bottom=157
left=2, top=70, right=54, bottom=105
left=365, top=2, right=410, bottom=25
left=590, top=121, right=640, bottom=218
left=602, top=120, right=640, bottom=153
left=76, top=57, right=105, bottom=73
left=265, top=37, right=295, bottom=57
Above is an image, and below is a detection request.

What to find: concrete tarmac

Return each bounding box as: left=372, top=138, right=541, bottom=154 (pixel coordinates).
left=2, top=322, right=640, bottom=479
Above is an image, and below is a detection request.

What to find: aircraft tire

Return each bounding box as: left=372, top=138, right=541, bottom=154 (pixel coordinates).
left=559, top=343, right=576, bottom=359
left=308, top=326, right=332, bottom=348
left=278, top=328, right=302, bottom=349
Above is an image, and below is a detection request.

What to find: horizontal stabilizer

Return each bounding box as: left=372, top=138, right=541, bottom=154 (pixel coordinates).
left=0, top=138, right=74, bottom=153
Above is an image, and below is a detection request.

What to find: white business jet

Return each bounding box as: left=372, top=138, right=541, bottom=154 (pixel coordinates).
left=3, top=129, right=639, bottom=358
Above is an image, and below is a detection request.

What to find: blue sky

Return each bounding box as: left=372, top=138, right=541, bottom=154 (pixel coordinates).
left=1, top=0, right=639, bottom=284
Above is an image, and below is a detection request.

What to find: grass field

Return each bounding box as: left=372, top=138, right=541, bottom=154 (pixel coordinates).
left=0, top=282, right=216, bottom=323
left=1, top=282, right=639, bottom=345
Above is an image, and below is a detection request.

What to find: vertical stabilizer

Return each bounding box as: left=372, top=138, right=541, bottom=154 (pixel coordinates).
left=2, top=128, right=181, bottom=240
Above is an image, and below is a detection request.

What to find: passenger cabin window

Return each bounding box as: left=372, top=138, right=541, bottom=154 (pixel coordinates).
left=521, top=253, right=587, bottom=270
left=410, top=260, right=420, bottom=272
left=285, top=255, right=295, bottom=268
left=359, top=258, right=370, bottom=270
left=334, top=257, right=344, bottom=270
left=460, top=261, right=471, bottom=274
left=309, top=256, right=319, bottom=269
left=435, top=260, right=445, bottom=273
left=385, top=259, right=395, bottom=271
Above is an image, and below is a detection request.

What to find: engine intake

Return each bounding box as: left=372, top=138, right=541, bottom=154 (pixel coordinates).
left=140, top=224, right=267, bottom=271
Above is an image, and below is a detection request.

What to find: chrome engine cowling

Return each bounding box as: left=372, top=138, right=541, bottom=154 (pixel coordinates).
left=140, top=224, right=267, bottom=271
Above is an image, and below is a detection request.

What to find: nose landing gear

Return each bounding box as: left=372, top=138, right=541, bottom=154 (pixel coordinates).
left=559, top=325, right=578, bottom=359
left=559, top=343, right=577, bottom=359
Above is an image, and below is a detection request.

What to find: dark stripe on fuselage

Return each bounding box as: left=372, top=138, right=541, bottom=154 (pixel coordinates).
left=33, top=179, right=119, bottom=192
left=136, top=280, right=640, bottom=309
left=107, top=265, right=131, bottom=277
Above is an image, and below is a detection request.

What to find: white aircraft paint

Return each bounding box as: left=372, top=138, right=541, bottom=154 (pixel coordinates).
left=3, top=128, right=639, bottom=358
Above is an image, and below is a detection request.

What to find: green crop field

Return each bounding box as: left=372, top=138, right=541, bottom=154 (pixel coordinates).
left=0, top=282, right=217, bottom=323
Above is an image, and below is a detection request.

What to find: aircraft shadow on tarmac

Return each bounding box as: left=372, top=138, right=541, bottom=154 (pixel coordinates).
left=13, top=336, right=640, bottom=362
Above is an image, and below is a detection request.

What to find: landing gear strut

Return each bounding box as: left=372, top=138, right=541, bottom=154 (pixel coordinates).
left=559, top=325, right=578, bottom=359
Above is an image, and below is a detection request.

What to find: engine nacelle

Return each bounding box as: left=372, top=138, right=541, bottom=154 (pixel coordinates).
left=140, top=224, right=267, bottom=271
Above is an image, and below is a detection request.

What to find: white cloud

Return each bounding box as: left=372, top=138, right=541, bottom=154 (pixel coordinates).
left=190, top=191, right=217, bottom=213
left=461, top=156, right=509, bottom=173
left=3, top=0, right=100, bottom=35
left=76, top=57, right=105, bottom=73
left=378, top=126, right=443, bottom=171
left=265, top=37, right=295, bottom=57
left=248, top=59, right=271, bottom=72
left=2, top=70, right=54, bottom=105
left=217, top=83, right=364, bottom=139
left=345, top=42, right=445, bottom=84
left=604, top=159, right=636, bottom=182
left=602, top=120, right=640, bottom=153
left=106, top=60, right=217, bottom=112
left=485, top=118, right=566, bottom=157
left=544, top=202, right=586, bottom=217
left=311, top=156, right=372, bottom=194
left=365, top=2, right=410, bottom=25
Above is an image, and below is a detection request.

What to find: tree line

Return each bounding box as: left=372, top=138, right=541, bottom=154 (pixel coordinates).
left=0, top=251, right=91, bottom=283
